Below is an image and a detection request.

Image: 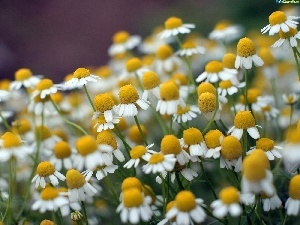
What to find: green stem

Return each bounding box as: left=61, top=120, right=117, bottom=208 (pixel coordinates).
left=203, top=93, right=218, bottom=134
left=80, top=201, right=89, bottom=225
left=175, top=171, right=185, bottom=190
left=103, top=176, right=119, bottom=203
left=0, top=111, right=12, bottom=132
left=244, top=69, right=249, bottom=111
left=219, top=119, right=228, bottom=132
left=169, top=116, right=173, bottom=134
left=199, top=161, right=217, bottom=199
left=83, top=84, right=96, bottom=112
left=149, top=104, right=168, bottom=135
left=291, top=46, right=300, bottom=80
left=134, top=115, right=148, bottom=146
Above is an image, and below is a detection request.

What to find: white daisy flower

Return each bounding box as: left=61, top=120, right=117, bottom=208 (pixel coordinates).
left=272, top=28, right=300, bottom=49
left=93, top=114, right=120, bottom=132
left=198, top=92, right=222, bottom=121
left=119, top=57, right=149, bottom=81
left=63, top=68, right=100, bottom=88
left=157, top=167, right=198, bottom=184
left=282, top=93, right=299, bottom=105
left=204, top=129, right=224, bottom=159
left=141, top=71, right=161, bottom=101
left=285, top=174, right=300, bottom=216
left=94, top=164, right=118, bottom=180
left=248, top=138, right=283, bottom=161
left=173, top=105, right=200, bottom=123
left=176, top=40, right=205, bottom=56
left=10, top=68, right=42, bottom=90
left=159, top=16, right=195, bottom=39
left=31, top=161, right=66, bottom=188
left=209, top=20, right=243, bottom=43
left=218, top=80, right=245, bottom=97
left=124, top=144, right=154, bottom=169
left=28, top=94, right=56, bottom=116
left=31, top=78, right=58, bottom=99
left=142, top=153, right=176, bottom=174
left=283, top=128, right=300, bottom=174
left=261, top=193, right=282, bottom=212
left=261, top=11, right=300, bottom=36
left=220, top=136, right=243, bottom=172
left=49, top=141, right=74, bottom=170
left=180, top=127, right=207, bottom=157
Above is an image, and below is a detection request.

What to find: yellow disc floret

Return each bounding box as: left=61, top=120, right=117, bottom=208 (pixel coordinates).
left=142, top=71, right=161, bottom=90
left=205, top=61, right=223, bottom=73
left=35, top=125, right=52, bottom=140
left=66, top=169, right=85, bottom=189
left=36, top=79, right=53, bottom=91
left=234, top=111, right=255, bottom=129
left=54, top=141, right=72, bottom=159
left=113, top=31, right=129, bottom=44
left=40, top=219, right=56, bottom=225
left=198, top=92, right=217, bottom=113
left=40, top=186, right=59, bottom=200
left=123, top=188, right=144, bottom=208
left=204, top=129, right=223, bottom=149
left=37, top=161, right=55, bottom=177
left=15, top=68, right=32, bottom=81
left=160, top=81, right=179, bottom=101
left=219, top=80, right=233, bottom=89
left=269, top=11, right=287, bottom=26
left=214, top=20, right=231, bottom=30
left=221, top=136, right=242, bottom=160
left=12, top=119, right=31, bottom=135
left=176, top=105, right=191, bottom=115
left=149, top=153, right=164, bottom=164
left=121, top=177, right=143, bottom=192
left=76, top=135, right=97, bottom=156
left=222, top=53, right=236, bottom=69
left=172, top=73, right=188, bottom=86
left=237, top=37, right=256, bottom=57
left=182, top=41, right=196, bottom=49
left=165, top=17, right=183, bottom=29
left=95, top=65, right=112, bottom=78
left=183, top=127, right=204, bottom=145
left=1, top=132, right=22, bottom=148
left=156, top=44, right=173, bottom=60
left=130, top=145, right=147, bottom=159
left=118, top=84, right=139, bottom=104
left=96, top=130, right=117, bottom=149
left=219, top=186, right=240, bottom=204
left=128, top=125, right=147, bottom=143
left=126, top=57, right=142, bottom=72
left=175, top=190, right=196, bottom=212
left=94, top=93, right=115, bottom=112
left=256, top=138, right=274, bottom=152
left=258, top=48, right=275, bottom=66
left=161, top=134, right=181, bottom=155
left=73, top=68, right=90, bottom=79
left=197, top=82, right=216, bottom=96
left=289, top=174, right=300, bottom=199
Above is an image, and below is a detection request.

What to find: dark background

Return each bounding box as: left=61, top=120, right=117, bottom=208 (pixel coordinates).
left=0, top=0, right=278, bottom=82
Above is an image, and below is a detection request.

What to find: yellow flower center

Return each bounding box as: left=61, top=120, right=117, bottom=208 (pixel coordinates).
left=197, top=82, right=216, bottom=96
left=66, top=169, right=85, bottom=189
left=269, top=11, right=287, bottom=26
left=182, top=41, right=196, bottom=49
left=198, top=92, right=217, bottom=113
left=237, top=37, right=256, bottom=57
left=165, top=17, right=183, bottom=29
left=219, top=80, right=233, bottom=89
left=286, top=128, right=300, bottom=143
left=33, top=94, right=50, bottom=103
left=36, top=79, right=53, bottom=91
left=121, top=177, right=143, bottom=192
left=234, top=111, right=256, bottom=129
left=222, top=53, right=236, bottom=69
left=40, top=219, right=55, bottom=225
left=204, top=129, right=223, bottom=148
left=214, top=20, right=231, bottom=30
left=76, top=135, right=97, bottom=156
left=156, top=44, right=173, bottom=60
left=219, top=186, right=240, bottom=204
left=123, top=188, right=144, bottom=208
left=54, top=141, right=72, bottom=159
left=1, top=132, right=22, bottom=148
left=160, top=82, right=179, bottom=101
left=126, top=57, right=142, bottom=72
left=176, top=105, right=190, bottom=115
left=130, top=145, right=147, bottom=159
left=94, top=93, right=115, bottom=112
left=172, top=73, right=188, bottom=85
left=262, top=105, right=271, bottom=112
left=37, top=161, right=55, bottom=177
left=143, top=184, right=156, bottom=203
left=221, top=136, right=242, bottom=160
left=149, top=153, right=164, bottom=164
left=240, top=88, right=261, bottom=104
left=289, top=175, right=300, bottom=199
left=128, top=125, right=147, bottom=143
left=95, top=66, right=112, bottom=78
left=15, top=68, right=32, bottom=81
left=40, top=186, right=59, bottom=200
left=175, top=190, right=196, bottom=212
left=12, top=119, right=31, bottom=134
left=113, top=31, right=129, bottom=44
left=183, top=127, right=204, bottom=145
left=205, top=61, right=223, bottom=73
left=279, top=27, right=298, bottom=39
left=142, top=71, right=161, bottom=90
left=118, top=84, right=139, bottom=104
left=96, top=130, right=117, bottom=149
left=258, top=48, right=275, bottom=66
left=68, top=92, right=83, bottom=107
left=51, top=92, right=63, bottom=104
left=73, top=68, right=90, bottom=79
left=256, top=138, right=274, bottom=152
left=161, top=134, right=181, bottom=155
left=35, top=125, right=52, bottom=140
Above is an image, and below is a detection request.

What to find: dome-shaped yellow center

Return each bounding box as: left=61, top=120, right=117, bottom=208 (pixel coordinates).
left=54, top=141, right=72, bottom=159
left=183, top=127, right=204, bottom=145
left=165, top=17, right=183, bottom=29
left=123, top=188, right=144, bottom=208
left=161, top=134, right=181, bottom=155
left=33, top=94, right=51, bottom=103
left=239, top=88, right=261, bottom=104
left=176, top=105, right=191, bottom=115
left=96, top=130, right=117, bottom=149
left=37, top=161, right=55, bottom=177
left=142, top=71, right=161, bottom=90
left=15, top=68, right=32, bottom=81
left=219, top=80, right=233, bottom=89
left=128, top=125, right=147, bottom=143
left=66, top=169, right=85, bottom=189
left=182, top=41, right=196, bottom=49
left=198, top=92, right=217, bottom=113
left=279, top=27, right=299, bottom=39
left=76, top=135, right=97, bottom=156
left=160, top=82, right=179, bottom=101
left=40, top=219, right=55, bottom=225
left=289, top=175, right=300, bottom=199
left=286, top=128, right=300, bottom=143
left=222, top=53, right=236, bottom=69
left=149, top=153, right=164, bottom=164
left=113, top=31, right=129, bottom=44
left=237, top=37, right=256, bottom=57
left=205, top=61, right=223, bottom=73
left=73, top=68, right=90, bottom=79
left=35, top=125, right=52, bottom=140
left=1, top=132, right=22, bottom=148
left=221, top=136, right=242, bottom=160
left=51, top=92, right=63, bottom=104
left=96, top=66, right=112, bottom=78
left=269, top=11, right=287, bottom=26
left=156, top=45, right=173, bottom=60
left=175, top=190, right=196, bottom=212
left=234, top=111, right=256, bottom=129
left=126, top=58, right=142, bottom=72
left=121, top=177, right=143, bottom=192
left=40, top=186, right=59, bottom=200
left=204, top=129, right=223, bottom=149
left=118, top=84, right=139, bottom=104
left=256, top=138, right=274, bottom=152
left=36, top=79, right=53, bottom=91
left=258, top=48, right=275, bottom=66
left=130, top=145, right=147, bottom=159
left=219, top=186, right=240, bottom=204
left=94, top=93, right=115, bottom=112
left=197, top=82, right=216, bottom=96
left=214, top=20, right=231, bottom=30
left=12, top=119, right=31, bottom=134
left=172, top=73, right=188, bottom=86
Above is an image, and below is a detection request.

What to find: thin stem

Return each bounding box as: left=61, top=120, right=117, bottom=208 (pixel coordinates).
left=0, top=111, right=12, bottom=132
left=169, top=116, right=173, bottom=134
left=291, top=46, right=300, bottom=80
left=103, top=176, right=119, bottom=203
left=134, top=115, right=148, bottom=146
left=83, top=84, right=96, bottom=112
left=175, top=171, right=185, bottom=190
left=244, top=69, right=249, bottom=111
left=203, top=94, right=219, bottom=134
left=199, top=161, right=217, bottom=199
left=80, top=201, right=89, bottom=225
left=3, top=157, right=15, bottom=224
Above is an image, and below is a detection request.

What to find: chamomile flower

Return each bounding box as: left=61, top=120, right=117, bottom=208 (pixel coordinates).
left=176, top=40, right=205, bottom=56
left=283, top=128, right=300, bottom=174
left=261, top=104, right=279, bottom=120
left=211, top=186, right=242, bottom=219
left=49, top=141, right=74, bottom=170
left=65, top=169, right=98, bottom=202
left=159, top=16, right=195, bottom=39
left=235, top=37, right=264, bottom=69
left=261, top=11, right=300, bottom=36
left=272, top=28, right=300, bottom=49
left=165, top=190, right=206, bottom=225
left=248, top=138, right=283, bottom=160
left=143, top=152, right=176, bottom=174
left=64, top=67, right=100, bottom=88
left=209, top=20, right=243, bottom=43
left=258, top=47, right=278, bottom=80
left=156, top=81, right=185, bottom=115
left=282, top=93, right=299, bottom=105
left=114, top=84, right=150, bottom=117
left=141, top=71, right=161, bottom=101
left=261, top=193, right=282, bottom=212
left=93, top=93, right=117, bottom=122
left=180, top=127, right=207, bottom=157
left=119, top=57, right=149, bottom=81
left=31, top=161, right=66, bottom=188
left=11, top=119, right=33, bottom=143
left=28, top=95, right=56, bottom=116
left=93, top=115, right=120, bottom=133
left=108, top=30, right=141, bottom=56
left=31, top=78, right=58, bottom=99
left=116, top=187, right=153, bottom=224
left=173, top=105, right=200, bottom=123
left=285, top=174, right=300, bottom=216
left=10, top=68, right=42, bottom=90
left=92, top=164, right=119, bottom=180
left=32, top=186, right=69, bottom=215
left=124, top=144, right=154, bottom=169
left=127, top=124, right=147, bottom=144
left=218, top=80, right=245, bottom=97
left=196, top=60, right=236, bottom=83
left=228, top=111, right=260, bottom=140
left=204, top=129, right=224, bottom=159
left=198, top=92, right=220, bottom=121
